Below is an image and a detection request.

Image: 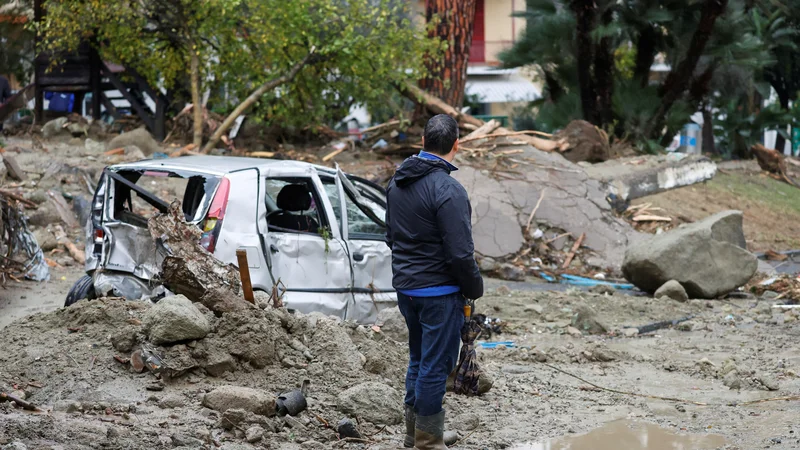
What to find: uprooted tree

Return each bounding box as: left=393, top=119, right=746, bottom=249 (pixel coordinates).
left=38, top=0, right=439, bottom=149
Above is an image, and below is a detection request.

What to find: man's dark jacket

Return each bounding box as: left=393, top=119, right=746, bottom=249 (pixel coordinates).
left=385, top=155, right=483, bottom=300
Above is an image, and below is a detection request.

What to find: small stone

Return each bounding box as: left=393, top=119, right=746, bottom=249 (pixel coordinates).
left=337, top=418, right=361, bottom=439
left=452, top=413, right=480, bottom=431
left=479, top=257, right=500, bottom=272
left=531, top=349, right=548, bottom=363
left=444, top=431, right=459, bottom=446
left=300, top=441, right=325, bottom=450
left=337, top=382, right=402, bottom=425
left=284, top=415, right=306, bottom=429
left=589, top=284, right=615, bottom=295
left=496, top=285, right=511, bottom=296
left=220, top=409, right=247, bottom=430
left=677, top=321, right=697, bottom=332
left=566, top=326, right=582, bottom=338
left=203, top=386, right=276, bottom=416
left=758, top=374, right=780, bottom=391
left=723, top=371, right=741, bottom=390
left=497, top=264, right=525, bottom=282
left=524, top=304, right=544, bottom=315
left=762, top=291, right=780, bottom=300
left=571, top=305, right=608, bottom=335
left=159, top=394, right=186, bottom=409
left=245, top=426, right=264, bottom=443
left=654, top=280, right=689, bottom=303
left=675, top=404, right=686, bottom=413
left=623, top=328, right=639, bottom=337
left=142, top=295, right=211, bottom=345
left=146, top=383, right=164, bottom=392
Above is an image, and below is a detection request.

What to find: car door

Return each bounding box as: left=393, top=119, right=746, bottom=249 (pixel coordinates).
left=260, top=166, right=353, bottom=319
left=334, top=167, right=396, bottom=323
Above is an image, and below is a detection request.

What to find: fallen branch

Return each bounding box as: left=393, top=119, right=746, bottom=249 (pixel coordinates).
left=0, top=189, right=37, bottom=208
left=400, top=82, right=483, bottom=127
left=322, top=145, right=348, bottom=163
left=53, top=225, right=85, bottom=264
left=247, top=151, right=276, bottom=158
left=362, top=120, right=400, bottom=134
left=202, top=47, right=317, bottom=154
left=0, top=392, right=42, bottom=412
left=525, top=189, right=546, bottom=234
left=561, top=232, right=585, bottom=269
left=632, top=214, right=672, bottom=222
left=463, top=119, right=501, bottom=141
left=460, top=129, right=555, bottom=144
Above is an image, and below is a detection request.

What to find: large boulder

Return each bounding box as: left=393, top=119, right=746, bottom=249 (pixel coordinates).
left=622, top=211, right=757, bottom=299
left=142, top=295, right=211, bottom=345
left=203, top=386, right=276, bottom=416
left=107, top=127, right=161, bottom=156
left=336, top=382, right=402, bottom=425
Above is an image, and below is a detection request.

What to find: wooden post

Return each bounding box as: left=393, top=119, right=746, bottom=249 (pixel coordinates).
left=236, top=249, right=255, bottom=304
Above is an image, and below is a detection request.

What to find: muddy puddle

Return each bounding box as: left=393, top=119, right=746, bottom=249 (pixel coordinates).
left=511, top=420, right=727, bottom=449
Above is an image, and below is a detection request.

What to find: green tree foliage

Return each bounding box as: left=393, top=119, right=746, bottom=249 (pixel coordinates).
left=37, top=0, right=437, bottom=137
left=501, top=0, right=790, bottom=153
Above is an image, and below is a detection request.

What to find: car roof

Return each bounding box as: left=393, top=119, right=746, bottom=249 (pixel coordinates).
left=110, top=155, right=337, bottom=177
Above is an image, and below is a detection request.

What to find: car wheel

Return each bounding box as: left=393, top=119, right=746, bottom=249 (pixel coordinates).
left=65, top=275, right=97, bottom=307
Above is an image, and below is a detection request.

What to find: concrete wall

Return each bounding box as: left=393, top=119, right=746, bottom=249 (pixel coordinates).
left=481, top=0, right=526, bottom=64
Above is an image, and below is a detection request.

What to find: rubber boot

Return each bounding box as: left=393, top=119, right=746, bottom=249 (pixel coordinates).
left=414, top=410, right=447, bottom=450
left=404, top=404, right=416, bottom=448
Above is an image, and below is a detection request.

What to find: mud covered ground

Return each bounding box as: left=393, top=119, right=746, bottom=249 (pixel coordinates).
left=1, top=286, right=799, bottom=450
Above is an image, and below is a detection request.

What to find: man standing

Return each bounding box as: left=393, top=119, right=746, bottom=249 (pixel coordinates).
left=385, top=114, right=484, bottom=449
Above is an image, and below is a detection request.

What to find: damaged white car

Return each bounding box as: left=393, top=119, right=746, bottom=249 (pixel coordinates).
left=66, top=156, right=396, bottom=323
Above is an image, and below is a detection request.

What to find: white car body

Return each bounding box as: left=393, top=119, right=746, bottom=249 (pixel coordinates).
left=84, top=156, right=396, bottom=324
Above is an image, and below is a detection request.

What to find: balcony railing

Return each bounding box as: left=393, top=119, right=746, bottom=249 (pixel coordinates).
left=469, top=40, right=514, bottom=65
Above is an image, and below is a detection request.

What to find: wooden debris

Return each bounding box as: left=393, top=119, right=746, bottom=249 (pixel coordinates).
left=322, top=143, right=350, bottom=163
left=3, top=154, right=27, bottom=181
left=632, top=214, right=672, bottom=222
left=236, top=249, right=255, bottom=304
left=48, top=191, right=79, bottom=229
left=247, top=151, right=276, bottom=159
left=562, top=233, right=585, bottom=269
left=401, top=82, right=484, bottom=127
left=0, top=189, right=37, bottom=208
left=0, top=392, right=42, bottom=412
left=103, top=148, right=125, bottom=156
left=53, top=225, right=86, bottom=264
left=765, top=250, right=789, bottom=262
left=525, top=189, right=546, bottom=234
left=463, top=119, right=501, bottom=141
left=362, top=120, right=400, bottom=134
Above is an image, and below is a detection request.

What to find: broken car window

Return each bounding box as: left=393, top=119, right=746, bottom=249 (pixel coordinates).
left=264, top=178, right=326, bottom=234
left=109, top=170, right=219, bottom=226
left=322, top=179, right=385, bottom=239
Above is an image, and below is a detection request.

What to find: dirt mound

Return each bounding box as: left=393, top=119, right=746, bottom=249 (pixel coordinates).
left=0, top=297, right=407, bottom=448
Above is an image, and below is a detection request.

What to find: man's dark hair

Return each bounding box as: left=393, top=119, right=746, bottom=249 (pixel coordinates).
left=423, top=114, right=459, bottom=156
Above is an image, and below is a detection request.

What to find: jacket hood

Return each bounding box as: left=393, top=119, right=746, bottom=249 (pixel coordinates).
left=393, top=156, right=450, bottom=187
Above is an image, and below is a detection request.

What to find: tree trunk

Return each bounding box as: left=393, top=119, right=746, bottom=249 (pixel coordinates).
left=201, top=50, right=316, bottom=154
left=570, top=0, right=598, bottom=124
left=594, top=7, right=615, bottom=128
left=419, top=0, right=478, bottom=109
left=645, top=0, right=728, bottom=140
left=634, top=26, right=657, bottom=88
left=190, top=51, right=203, bottom=148
left=702, top=104, right=716, bottom=155
left=544, top=72, right=564, bottom=102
